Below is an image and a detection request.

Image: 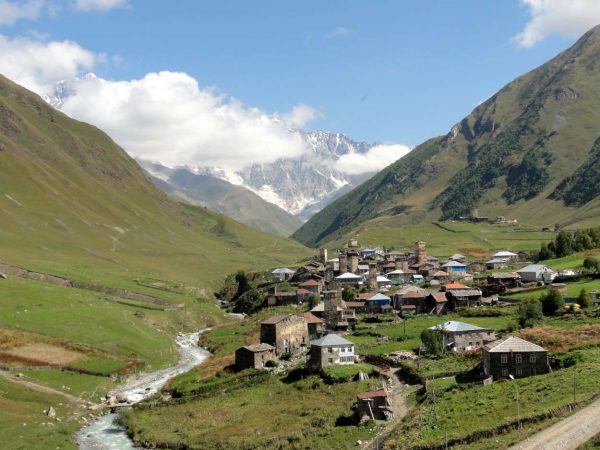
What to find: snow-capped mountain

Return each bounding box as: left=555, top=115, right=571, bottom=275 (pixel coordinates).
left=45, top=78, right=377, bottom=220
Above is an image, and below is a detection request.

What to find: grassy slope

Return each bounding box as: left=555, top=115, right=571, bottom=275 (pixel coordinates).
left=0, top=75, right=311, bottom=447
left=293, top=26, right=600, bottom=247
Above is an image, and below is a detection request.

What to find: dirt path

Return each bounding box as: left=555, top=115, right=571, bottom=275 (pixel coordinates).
left=0, top=370, right=98, bottom=407
left=362, top=368, right=415, bottom=450
left=509, top=397, right=600, bottom=450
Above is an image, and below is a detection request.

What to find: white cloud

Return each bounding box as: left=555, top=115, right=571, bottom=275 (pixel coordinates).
left=0, top=34, right=95, bottom=94
left=514, top=0, right=600, bottom=47
left=58, top=71, right=317, bottom=171
left=74, top=0, right=127, bottom=11
left=0, top=0, right=45, bottom=25
left=334, top=144, right=412, bottom=175
left=327, top=26, right=352, bottom=38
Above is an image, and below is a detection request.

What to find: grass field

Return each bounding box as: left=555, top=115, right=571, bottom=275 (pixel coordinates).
left=385, top=346, right=600, bottom=449
left=325, top=221, right=555, bottom=258
left=124, top=374, right=381, bottom=450
left=0, top=377, right=81, bottom=450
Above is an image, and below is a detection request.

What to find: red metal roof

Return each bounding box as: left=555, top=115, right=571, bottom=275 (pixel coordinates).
left=430, top=292, right=448, bottom=303
left=296, top=288, right=312, bottom=295
left=300, top=279, right=320, bottom=287
left=445, top=282, right=468, bottom=290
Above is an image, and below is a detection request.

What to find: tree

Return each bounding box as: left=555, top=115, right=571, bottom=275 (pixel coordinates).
left=577, top=288, right=592, bottom=308
left=555, top=231, right=574, bottom=258
left=583, top=257, right=600, bottom=273
left=540, top=289, right=565, bottom=316
left=307, top=294, right=320, bottom=309
left=538, top=242, right=554, bottom=261
left=420, top=329, right=444, bottom=355
left=342, top=286, right=356, bottom=302
left=234, top=271, right=250, bottom=299
left=518, top=297, right=543, bottom=328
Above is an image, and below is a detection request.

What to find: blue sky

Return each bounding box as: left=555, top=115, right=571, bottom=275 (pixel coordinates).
left=1, top=0, right=600, bottom=170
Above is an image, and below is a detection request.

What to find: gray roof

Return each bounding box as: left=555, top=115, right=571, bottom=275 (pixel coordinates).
left=243, top=343, right=275, bottom=352
left=493, top=251, right=518, bottom=257
left=311, top=334, right=354, bottom=347
left=447, top=289, right=483, bottom=297
left=517, top=264, right=554, bottom=274
left=450, top=253, right=466, bottom=260
left=428, top=321, right=490, bottom=333
left=490, top=272, right=520, bottom=279
left=368, top=293, right=391, bottom=301
left=335, top=272, right=363, bottom=280
left=272, top=267, right=295, bottom=274
left=484, top=336, right=547, bottom=353
left=442, top=260, right=466, bottom=268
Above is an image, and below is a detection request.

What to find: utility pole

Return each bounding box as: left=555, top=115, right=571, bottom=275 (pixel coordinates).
left=573, top=371, right=576, bottom=404
left=433, top=387, right=438, bottom=422
left=516, top=384, right=521, bottom=429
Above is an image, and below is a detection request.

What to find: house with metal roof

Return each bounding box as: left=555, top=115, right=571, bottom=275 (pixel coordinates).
left=441, top=260, right=467, bottom=275
left=335, top=272, right=363, bottom=287
left=492, top=250, right=519, bottom=261
left=427, top=321, right=497, bottom=353
left=366, top=293, right=392, bottom=313
left=485, top=258, right=508, bottom=270
left=356, top=389, right=393, bottom=421
left=308, top=334, right=356, bottom=370
left=271, top=267, right=296, bottom=282
left=516, top=264, right=556, bottom=283
left=483, top=336, right=550, bottom=379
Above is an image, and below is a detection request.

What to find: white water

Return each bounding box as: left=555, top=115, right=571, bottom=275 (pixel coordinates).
left=76, top=330, right=211, bottom=449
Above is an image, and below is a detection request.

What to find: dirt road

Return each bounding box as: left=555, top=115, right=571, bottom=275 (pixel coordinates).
left=509, top=397, right=600, bottom=450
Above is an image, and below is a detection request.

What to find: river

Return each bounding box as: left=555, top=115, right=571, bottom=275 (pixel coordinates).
left=76, top=330, right=211, bottom=449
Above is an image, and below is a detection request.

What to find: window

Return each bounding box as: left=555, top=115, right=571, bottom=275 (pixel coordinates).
left=502, top=368, right=508, bottom=377
left=469, top=342, right=473, bottom=347
left=328, top=347, right=333, bottom=353
left=347, top=346, right=352, bottom=353
left=529, top=354, right=536, bottom=363
left=501, top=354, right=508, bottom=364
left=516, top=368, right=522, bottom=376
left=328, top=358, right=333, bottom=364
left=515, top=354, right=522, bottom=364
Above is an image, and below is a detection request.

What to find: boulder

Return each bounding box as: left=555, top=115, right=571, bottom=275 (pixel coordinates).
left=45, top=407, right=56, bottom=417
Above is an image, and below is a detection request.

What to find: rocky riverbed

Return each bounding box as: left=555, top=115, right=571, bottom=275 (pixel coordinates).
left=76, top=330, right=210, bottom=449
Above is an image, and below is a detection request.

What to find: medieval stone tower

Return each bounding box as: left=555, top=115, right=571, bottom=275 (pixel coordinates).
left=368, top=262, right=378, bottom=292
left=416, top=240, right=427, bottom=266
left=319, top=248, right=328, bottom=264
left=338, top=251, right=348, bottom=273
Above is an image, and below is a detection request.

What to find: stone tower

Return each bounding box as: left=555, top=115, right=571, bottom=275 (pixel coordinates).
left=319, top=248, right=328, bottom=264
left=368, top=262, right=378, bottom=292
left=416, top=240, right=427, bottom=266
left=349, top=251, right=359, bottom=274
left=338, top=251, right=348, bottom=274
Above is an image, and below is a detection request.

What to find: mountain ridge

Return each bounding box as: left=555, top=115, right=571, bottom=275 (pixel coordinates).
left=293, top=25, right=600, bottom=247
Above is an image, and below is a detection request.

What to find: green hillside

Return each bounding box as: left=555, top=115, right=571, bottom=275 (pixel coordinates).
left=293, top=25, right=600, bottom=247
left=142, top=162, right=303, bottom=237
left=0, top=74, right=310, bottom=291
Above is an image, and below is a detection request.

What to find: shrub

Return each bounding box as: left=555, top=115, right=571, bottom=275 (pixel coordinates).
left=578, top=288, right=592, bottom=308
left=518, top=297, right=543, bottom=328
left=540, top=289, right=565, bottom=316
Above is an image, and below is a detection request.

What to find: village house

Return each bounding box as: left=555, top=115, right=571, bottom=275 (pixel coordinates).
left=298, top=279, right=322, bottom=294
left=335, top=272, right=363, bottom=288
left=441, top=260, right=467, bottom=276
left=296, top=288, right=313, bottom=303
left=260, top=314, right=308, bottom=356
left=235, top=343, right=276, bottom=371
left=492, top=250, right=519, bottom=262
left=377, top=275, right=392, bottom=290
left=426, top=292, right=449, bottom=315
left=516, top=264, right=556, bottom=283
left=483, top=336, right=550, bottom=379
left=267, top=287, right=298, bottom=307
left=308, top=334, right=356, bottom=370
left=303, top=312, right=325, bottom=340
left=271, top=267, right=295, bottom=282
left=449, top=253, right=467, bottom=263
left=386, top=269, right=406, bottom=285
left=393, top=286, right=428, bottom=313
left=485, top=258, right=508, bottom=270
left=366, top=293, right=392, bottom=313
left=428, top=321, right=497, bottom=353
left=356, top=389, right=393, bottom=421
left=467, top=261, right=486, bottom=274
left=487, top=272, right=521, bottom=288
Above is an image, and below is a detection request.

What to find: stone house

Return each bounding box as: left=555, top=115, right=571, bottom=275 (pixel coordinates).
left=485, top=259, right=508, bottom=270
left=303, top=312, right=325, bottom=340
left=356, top=389, right=393, bottom=421
left=260, top=314, right=308, bottom=356
left=446, top=288, right=483, bottom=309
left=483, top=336, right=550, bottom=379
left=393, top=286, right=428, bottom=313
left=426, top=292, right=448, bottom=315
left=308, top=334, right=356, bottom=371
left=428, top=321, right=497, bottom=353
left=271, top=267, right=295, bottom=282
left=487, top=272, right=521, bottom=288
left=235, top=343, right=276, bottom=371
left=299, top=279, right=322, bottom=294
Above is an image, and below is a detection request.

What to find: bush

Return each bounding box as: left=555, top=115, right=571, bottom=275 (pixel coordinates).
left=420, top=329, right=444, bottom=356
left=578, top=288, right=592, bottom=308
left=540, top=289, right=565, bottom=316
left=518, top=297, right=543, bottom=328
left=584, top=257, right=600, bottom=273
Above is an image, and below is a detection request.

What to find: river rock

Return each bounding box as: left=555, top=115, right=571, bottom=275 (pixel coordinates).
left=46, top=407, right=56, bottom=417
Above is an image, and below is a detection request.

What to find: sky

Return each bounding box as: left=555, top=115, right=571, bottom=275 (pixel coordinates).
left=1, top=0, right=600, bottom=173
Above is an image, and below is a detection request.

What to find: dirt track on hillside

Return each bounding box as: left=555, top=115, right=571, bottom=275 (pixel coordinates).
left=509, top=397, right=600, bottom=450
